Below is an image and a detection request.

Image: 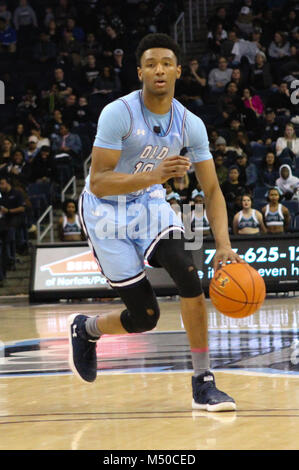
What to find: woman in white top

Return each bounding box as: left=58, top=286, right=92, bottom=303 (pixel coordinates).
left=58, top=199, right=83, bottom=241
left=262, top=187, right=290, bottom=233
left=276, top=123, right=299, bottom=158
left=233, top=194, right=267, bottom=235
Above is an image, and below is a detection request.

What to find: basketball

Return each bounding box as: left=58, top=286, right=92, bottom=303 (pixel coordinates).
left=209, top=263, right=266, bottom=318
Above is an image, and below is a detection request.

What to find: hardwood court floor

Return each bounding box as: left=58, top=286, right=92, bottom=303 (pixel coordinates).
left=0, top=295, right=298, bottom=450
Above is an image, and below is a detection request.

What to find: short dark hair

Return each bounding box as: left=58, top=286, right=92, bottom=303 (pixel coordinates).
left=62, top=199, right=77, bottom=213
left=135, top=33, right=181, bottom=66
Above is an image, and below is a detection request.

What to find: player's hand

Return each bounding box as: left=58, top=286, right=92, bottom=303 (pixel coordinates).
left=213, top=246, right=245, bottom=272
left=153, top=155, right=191, bottom=183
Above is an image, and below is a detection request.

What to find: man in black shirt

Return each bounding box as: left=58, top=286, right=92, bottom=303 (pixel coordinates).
left=0, top=176, right=27, bottom=266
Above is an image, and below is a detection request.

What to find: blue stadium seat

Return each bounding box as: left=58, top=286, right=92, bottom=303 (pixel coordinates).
left=293, top=213, right=299, bottom=231
left=254, top=186, right=268, bottom=199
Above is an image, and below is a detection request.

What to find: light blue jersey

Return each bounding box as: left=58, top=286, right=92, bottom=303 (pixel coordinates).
left=80, top=91, right=213, bottom=286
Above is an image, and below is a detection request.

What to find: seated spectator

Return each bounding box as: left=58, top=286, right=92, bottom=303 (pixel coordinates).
left=58, top=199, right=84, bottom=242
left=51, top=67, right=73, bottom=98
left=262, top=187, right=290, bottom=233
left=0, top=17, right=16, bottom=54
left=4, top=148, right=32, bottom=187
left=170, top=174, right=192, bottom=204
left=24, top=135, right=39, bottom=163
left=0, top=1, right=12, bottom=24
left=214, top=151, right=228, bottom=186
left=51, top=122, right=82, bottom=165
left=256, top=107, right=282, bottom=145
left=207, top=22, right=228, bottom=56
left=234, top=152, right=258, bottom=189
left=215, top=136, right=238, bottom=166
left=259, top=151, right=280, bottom=187
left=231, top=36, right=259, bottom=67
left=73, top=96, right=90, bottom=129
left=221, top=165, right=245, bottom=205
left=208, top=128, right=220, bottom=152
left=82, top=54, right=101, bottom=92
left=267, top=82, right=294, bottom=117
left=190, top=189, right=211, bottom=238
left=276, top=164, right=299, bottom=200
left=208, top=6, right=230, bottom=32
left=30, top=146, right=53, bottom=183
left=45, top=109, right=64, bottom=137
left=242, top=86, right=264, bottom=121
left=45, top=19, right=61, bottom=45
left=0, top=137, right=14, bottom=168
left=249, top=52, right=273, bottom=91
left=217, top=81, right=243, bottom=126
left=233, top=193, right=267, bottom=235
left=29, top=126, right=50, bottom=149
left=16, top=86, right=38, bottom=121
left=235, top=6, right=254, bottom=38
left=229, top=128, right=253, bottom=157
left=80, top=32, right=101, bottom=59
left=55, top=0, right=77, bottom=28
left=230, top=67, right=246, bottom=89
left=0, top=176, right=27, bottom=263
left=166, top=191, right=182, bottom=221
left=33, top=31, right=57, bottom=66
left=268, top=31, right=291, bottom=81
left=276, top=123, right=299, bottom=166
left=9, top=123, right=28, bottom=151
left=183, top=57, right=207, bottom=100
left=64, top=17, right=85, bottom=43
left=93, top=65, right=121, bottom=101
left=61, top=94, right=78, bottom=125
left=208, top=56, right=232, bottom=94
left=175, top=68, right=205, bottom=113
left=220, top=29, right=238, bottom=63
left=101, top=25, right=124, bottom=64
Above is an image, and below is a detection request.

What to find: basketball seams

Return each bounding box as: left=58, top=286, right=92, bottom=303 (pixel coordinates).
left=209, top=283, right=261, bottom=306
left=221, top=266, right=249, bottom=303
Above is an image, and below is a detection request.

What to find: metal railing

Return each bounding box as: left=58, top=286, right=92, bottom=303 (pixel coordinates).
left=174, top=12, right=186, bottom=54
left=84, top=154, right=91, bottom=179
left=37, top=205, right=54, bottom=243
left=61, top=175, right=77, bottom=203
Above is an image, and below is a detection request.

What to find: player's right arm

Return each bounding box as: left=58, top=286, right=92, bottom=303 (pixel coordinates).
left=89, top=99, right=190, bottom=198
left=90, top=147, right=190, bottom=197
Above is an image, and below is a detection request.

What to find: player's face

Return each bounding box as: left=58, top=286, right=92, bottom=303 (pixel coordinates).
left=138, top=48, right=181, bottom=96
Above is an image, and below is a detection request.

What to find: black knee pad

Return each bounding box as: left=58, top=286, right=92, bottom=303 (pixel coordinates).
left=148, top=233, right=203, bottom=298
left=116, top=277, right=160, bottom=333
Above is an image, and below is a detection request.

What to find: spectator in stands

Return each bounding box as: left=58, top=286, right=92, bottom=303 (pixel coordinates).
left=0, top=137, right=14, bottom=167
left=51, top=68, right=73, bottom=99
left=170, top=174, right=192, bottom=204
left=166, top=191, right=182, bottom=221
left=208, top=6, right=230, bottom=32
left=51, top=122, right=82, bottom=161
left=64, top=17, right=85, bottom=43
left=58, top=30, right=81, bottom=62
left=175, top=67, right=205, bottom=113
left=190, top=189, right=211, bottom=238
left=208, top=56, right=233, bottom=94
left=55, top=0, right=77, bottom=28
left=249, top=52, right=273, bottom=91
left=58, top=199, right=83, bottom=242
left=0, top=176, right=27, bottom=262
left=235, top=6, right=254, bottom=38
left=93, top=65, right=122, bottom=100
left=0, top=1, right=12, bottom=24
left=233, top=193, right=267, bottom=235
left=102, top=25, right=124, bottom=64
left=234, top=152, right=258, bottom=189
left=266, top=82, right=294, bottom=117
left=16, top=87, right=38, bottom=121
left=207, top=22, right=228, bottom=56
left=214, top=152, right=228, bottom=186
left=221, top=165, right=245, bottom=205
left=276, top=123, right=299, bottom=166
left=10, top=123, right=28, bottom=151
left=46, top=109, right=63, bottom=137
left=259, top=151, right=280, bottom=188
left=208, top=128, right=220, bottom=152
left=276, top=164, right=299, bottom=200
left=257, top=107, right=282, bottom=145
left=13, top=0, right=37, bottom=31
left=98, top=4, right=125, bottom=36
left=80, top=32, right=101, bottom=59
left=215, top=136, right=238, bottom=166
left=61, top=94, right=78, bottom=126
left=30, top=146, right=53, bottom=184
left=83, top=54, right=101, bottom=92
left=4, top=148, right=31, bottom=188
left=268, top=31, right=291, bottom=81
left=24, top=135, right=39, bottom=163
left=220, top=29, right=238, bottom=63
left=262, top=187, right=290, bottom=233
left=229, top=128, right=253, bottom=157
left=230, top=67, right=246, bottom=89
left=185, top=58, right=207, bottom=96
left=217, top=81, right=243, bottom=126
left=242, top=86, right=264, bottom=122
left=32, top=31, right=57, bottom=66
left=0, top=17, right=16, bottom=54
left=29, top=127, right=50, bottom=149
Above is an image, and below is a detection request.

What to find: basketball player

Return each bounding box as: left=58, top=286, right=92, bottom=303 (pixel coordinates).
left=68, top=34, right=243, bottom=412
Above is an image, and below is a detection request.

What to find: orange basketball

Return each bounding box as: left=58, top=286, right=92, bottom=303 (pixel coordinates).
left=209, top=263, right=266, bottom=318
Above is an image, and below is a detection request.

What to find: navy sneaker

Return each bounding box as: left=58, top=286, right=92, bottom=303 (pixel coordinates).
left=192, top=371, right=236, bottom=412
left=68, top=314, right=99, bottom=383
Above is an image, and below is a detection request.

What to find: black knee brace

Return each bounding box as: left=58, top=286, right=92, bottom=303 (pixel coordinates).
left=116, top=277, right=160, bottom=333
left=148, top=232, right=203, bottom=298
